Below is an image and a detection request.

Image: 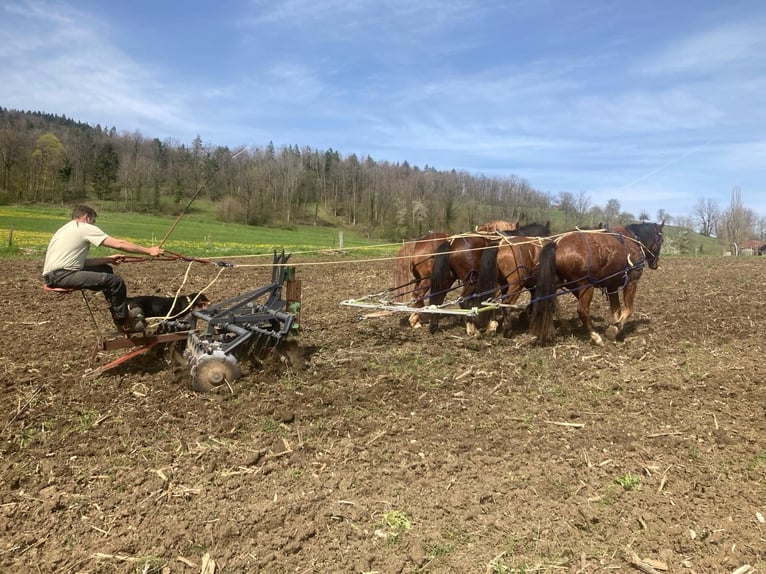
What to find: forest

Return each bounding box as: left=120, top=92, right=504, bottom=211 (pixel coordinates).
left=0, top=108, right=632, bottom=238
left=0, top=107, right=757, bottom=247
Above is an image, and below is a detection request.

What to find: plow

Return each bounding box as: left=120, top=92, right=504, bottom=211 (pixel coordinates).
left=84, top=251, right=301, bottom=391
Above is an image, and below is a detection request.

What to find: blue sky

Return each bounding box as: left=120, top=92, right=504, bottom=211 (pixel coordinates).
left=2, top=0, right=765, bottom=222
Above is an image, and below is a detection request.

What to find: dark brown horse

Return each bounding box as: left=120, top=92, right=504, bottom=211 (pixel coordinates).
left=529, top=222, right=664, bottom=345
left=505, top=221, right=551, bottom=238
left=391, top=232, right=449, bottom=328
left=476, top=235, right=550, bottom=335
left=429, top=234, right=497, bottom=334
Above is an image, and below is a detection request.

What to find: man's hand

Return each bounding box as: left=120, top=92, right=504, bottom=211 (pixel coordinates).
left=147, top=246, right=164, bottom=257
left=109, top=254, right=126, bottom=265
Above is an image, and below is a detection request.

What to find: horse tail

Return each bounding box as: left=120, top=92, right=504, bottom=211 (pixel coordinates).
left=392, top=240, right=415, bottom=301
left=529, top=241, right=558, bottom=344
left=474, top=245, right=499, bottom=329
left=476, top=245, right=499, bottom=302
left=429, top=241, right=452, bottom=306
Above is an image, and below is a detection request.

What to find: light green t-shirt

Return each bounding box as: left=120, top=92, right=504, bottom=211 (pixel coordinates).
left=42, top=220, right=109, bottom=275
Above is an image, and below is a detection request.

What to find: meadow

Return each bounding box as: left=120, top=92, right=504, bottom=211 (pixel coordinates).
left=0, top=204, right=388, bottom=260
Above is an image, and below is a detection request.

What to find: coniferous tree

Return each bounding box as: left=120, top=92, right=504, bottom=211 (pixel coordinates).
left=92, top=142, right=119, bottom=200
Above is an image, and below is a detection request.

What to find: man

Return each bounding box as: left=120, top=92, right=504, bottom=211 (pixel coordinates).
left=43, top=205, right=164, bottom=332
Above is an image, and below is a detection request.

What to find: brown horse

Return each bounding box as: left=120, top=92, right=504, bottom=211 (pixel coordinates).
left=391, top=232, right=449, bottom=328
left=476, top=220, right=518, bottom=233
left=429, top=234, right=497, bottom=334
left=476, top=235, right=550, bottom=335
left=529, top=222, right=664, bottom=345
left=478, top=220, right=551, bottom=236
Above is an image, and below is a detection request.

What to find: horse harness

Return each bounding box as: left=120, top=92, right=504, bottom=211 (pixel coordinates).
left=448, top=235, right=482, bottom=285
left=571, top=229, right=647, bottom=296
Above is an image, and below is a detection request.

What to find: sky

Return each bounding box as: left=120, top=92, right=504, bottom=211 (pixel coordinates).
left=2, top=0, right=765, bottom=222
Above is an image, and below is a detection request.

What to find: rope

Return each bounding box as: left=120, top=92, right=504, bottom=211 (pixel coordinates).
left=114, top=231, right=557, bottom=271
left=143, top=263, right=227, bottom=328
left=118, top=250, right=235, bottom=267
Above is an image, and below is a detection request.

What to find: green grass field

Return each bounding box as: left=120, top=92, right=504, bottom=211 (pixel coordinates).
left=0, top=204, right=725, bottom=260
left=0, top=205, right=393, bottom=260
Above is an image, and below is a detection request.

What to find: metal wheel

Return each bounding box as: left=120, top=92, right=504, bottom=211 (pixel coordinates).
left=191, top=357, right=241, bottom=392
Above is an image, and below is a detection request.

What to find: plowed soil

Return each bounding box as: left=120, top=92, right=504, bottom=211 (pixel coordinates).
left=1, top=255, right=765, bottom=573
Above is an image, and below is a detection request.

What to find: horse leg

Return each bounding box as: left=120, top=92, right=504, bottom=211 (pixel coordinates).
left=484, top=282, right=507, bottom=336
left=408, top=279, right=430, bottom=329
left=606, top=282, right=637, bottom=340
left=575, top=287, right=603, bottom=345
left=500, top=282, right=523, bottom=337
left=604, top=291, right=622, bottom=340
left=461, top=283, right=480, bottom=337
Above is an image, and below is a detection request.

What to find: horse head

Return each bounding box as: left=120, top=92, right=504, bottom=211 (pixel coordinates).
left=628, top=222, right=664, bottom=269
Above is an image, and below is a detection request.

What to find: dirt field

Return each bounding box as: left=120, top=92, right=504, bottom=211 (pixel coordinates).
left=1, top=254, right=765, bottom=573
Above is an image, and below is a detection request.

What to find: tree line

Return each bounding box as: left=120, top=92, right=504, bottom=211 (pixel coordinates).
left=0, top=107, right=760, bottom=246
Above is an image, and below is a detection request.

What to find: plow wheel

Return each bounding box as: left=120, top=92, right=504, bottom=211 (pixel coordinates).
left=192, top=357, right=242, bottom=393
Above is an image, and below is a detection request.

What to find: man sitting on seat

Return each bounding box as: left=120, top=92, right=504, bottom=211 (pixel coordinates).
left=42, top=204, right=164, bottom=332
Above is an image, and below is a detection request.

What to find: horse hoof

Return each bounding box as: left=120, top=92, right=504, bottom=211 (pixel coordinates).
left=488, top=320, right=499, bottom=334
left=590, top=332, right=604, bottom=346
left=408, top=314, right=421, bottom=328
left=605, top=325, right=619, bottom=340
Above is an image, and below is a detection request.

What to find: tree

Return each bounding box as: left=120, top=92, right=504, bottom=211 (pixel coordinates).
left=92, top=142, right=119, bottom=200
left=558, top=191, right=575, bottom=228
left=720, top=186, right=754, bottom=248
left=604, top=199, right=620, bottom=225
left=30, top=132, right=65, bottom=202
left=656, top=209, right=671, bottom=224
left=691, top=198, right=720, bottom=237
left=758, top=216, right=766, bottom=242
left=0, top=127, right=27, bottom=201
left=574, top=192, right=591, bottom=223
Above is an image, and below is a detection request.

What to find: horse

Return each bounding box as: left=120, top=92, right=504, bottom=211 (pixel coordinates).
left=476, top=220, right=518, bottom=233
left=391, top=232, right=450, bottom=328
left=477, top=220, right=551, bottom=236
left=506, top=221, right=551, bottom=238
left=529, top=222, right=664, bottom=345
left=475, top=235, right=550, bottom=336
left=428, top=234, right=497, bottom=334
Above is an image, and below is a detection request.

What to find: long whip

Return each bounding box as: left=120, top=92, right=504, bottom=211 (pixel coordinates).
left=158, top=146, right=247, bottom=247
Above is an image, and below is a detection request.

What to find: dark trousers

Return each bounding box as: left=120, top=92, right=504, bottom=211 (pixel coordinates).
left=44, top=265, right=128, bottom=320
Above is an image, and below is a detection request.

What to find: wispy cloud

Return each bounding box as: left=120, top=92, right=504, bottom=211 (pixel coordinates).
left=1, top=1, right=194, bottom=133
left=639, top=20, right=766, bottom=77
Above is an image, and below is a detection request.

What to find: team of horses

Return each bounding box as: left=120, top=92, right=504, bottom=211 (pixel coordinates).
left=391, top=220, right=664, bottom=345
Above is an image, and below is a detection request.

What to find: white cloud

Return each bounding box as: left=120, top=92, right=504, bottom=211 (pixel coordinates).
left=639, top=20, right=766, bottom=77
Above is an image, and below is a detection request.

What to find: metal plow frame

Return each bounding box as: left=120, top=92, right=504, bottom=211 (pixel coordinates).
left=185, top=250, right=300, bottom=391
left=340, top=298, right=498, bottom=318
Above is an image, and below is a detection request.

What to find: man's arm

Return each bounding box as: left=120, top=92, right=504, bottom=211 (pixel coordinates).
left=102, top=236, right=164, bottom=257
left=84, top=254, right=126, bottom=266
